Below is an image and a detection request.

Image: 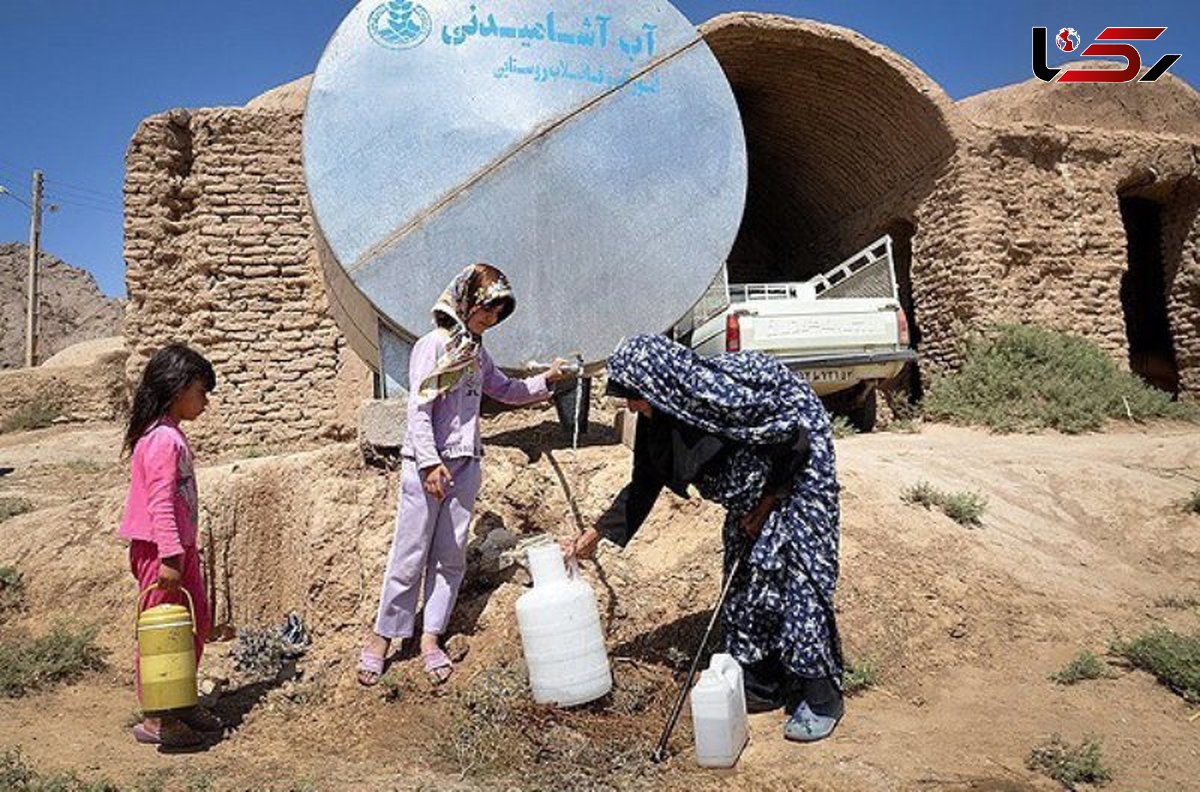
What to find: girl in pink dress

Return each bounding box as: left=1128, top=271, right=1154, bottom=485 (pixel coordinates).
left=119, top=343, right=221, bottom=747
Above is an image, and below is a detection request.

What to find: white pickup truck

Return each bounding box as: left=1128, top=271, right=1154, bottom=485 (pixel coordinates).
left=671, top=235, right=916, bottom=432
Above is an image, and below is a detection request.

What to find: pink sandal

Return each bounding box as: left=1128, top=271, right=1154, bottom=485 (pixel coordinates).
left=132, top=720, right=203, bottom=747
left=357, top=649, right=385, bottom=686
left=422, top=647, right=453, bottom=684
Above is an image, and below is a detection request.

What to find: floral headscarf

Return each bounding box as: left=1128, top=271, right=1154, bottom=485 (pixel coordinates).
left=605, top=334, right=827, bottom=445
left=417, top=263, right=515, bottom=401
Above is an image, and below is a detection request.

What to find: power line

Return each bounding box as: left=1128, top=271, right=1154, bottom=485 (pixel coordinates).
left=1, top=159, right=122, bottom=202
left=0, top=188, right=32, bottom=210
left=45, top=176, right=121, bottom=201
left=0, top=165, right=31, bottom=187
left=44, top=181, right=121, bottom=203
left=44, top=195, right=122, bottom=216
left=44, top=190, right=122, bottom=210
left=0, top=165, right=40, bottom=191
left=48, top=202, right=123, bottom=217
left=4, top=188, right=122, bottom=215
left=44, top=183, right=121, bottom=202
left=0, top=162, right=123, bottom=214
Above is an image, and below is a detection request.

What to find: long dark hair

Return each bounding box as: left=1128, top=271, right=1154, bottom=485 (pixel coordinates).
left=123, top=344, right=216, bottom=455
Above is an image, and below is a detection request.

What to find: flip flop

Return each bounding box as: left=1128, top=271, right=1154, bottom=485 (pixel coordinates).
left=422, top=647, right=453, bottom=684
left=783, top=701, right=844, bottom=743
left=132, top=720, right=203, bottom=748
left=357, top=649, right=385, bottom=686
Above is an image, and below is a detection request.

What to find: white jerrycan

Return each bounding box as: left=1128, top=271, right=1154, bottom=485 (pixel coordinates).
left=515, top=543, right=613, bottom=706
left=690, top=653, right=749, bottom=767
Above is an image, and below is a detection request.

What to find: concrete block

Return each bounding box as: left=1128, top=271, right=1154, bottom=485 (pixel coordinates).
left=358, top=397, right=407, bottom=451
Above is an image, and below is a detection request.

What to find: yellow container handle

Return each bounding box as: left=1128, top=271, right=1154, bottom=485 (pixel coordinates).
left=136, top=583, right=197, bottom=640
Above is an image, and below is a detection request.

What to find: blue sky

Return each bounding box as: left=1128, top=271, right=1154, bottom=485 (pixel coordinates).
left=0, top=1, right=1195, bottom=298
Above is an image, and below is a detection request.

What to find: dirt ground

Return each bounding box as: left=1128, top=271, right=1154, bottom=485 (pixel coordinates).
left=1, top=408, right=1198, bottom=791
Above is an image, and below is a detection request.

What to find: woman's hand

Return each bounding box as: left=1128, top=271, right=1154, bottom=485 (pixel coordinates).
left=157, top=555, right=183, bottom=593
left=740, top=494, right=781, bottom=539
left=561, top=528, right=601, bottom=561
left=545, top=358, right=571, bottom=385
left=422, top=463, right=454, bottom=500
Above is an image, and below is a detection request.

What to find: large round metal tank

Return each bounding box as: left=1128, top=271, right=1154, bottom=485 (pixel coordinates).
left=303, top=0, right=747, bottom=379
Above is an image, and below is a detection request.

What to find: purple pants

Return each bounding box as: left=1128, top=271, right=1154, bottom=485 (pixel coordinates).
left=374, top=457, right=482, bottom=639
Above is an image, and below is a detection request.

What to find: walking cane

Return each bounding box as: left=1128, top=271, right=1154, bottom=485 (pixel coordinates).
left=651, top=551, right=744, bottom=763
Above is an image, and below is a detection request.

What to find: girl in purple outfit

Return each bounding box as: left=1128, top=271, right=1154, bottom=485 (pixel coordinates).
left=358, top=263, right=566, bottom=685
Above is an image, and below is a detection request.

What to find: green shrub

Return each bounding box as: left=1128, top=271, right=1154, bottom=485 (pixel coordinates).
left=0, top=566, right=23, bottom=590
left=0, top=623, right=107, bottom=698
left=231, top=624, right=285, bottom=678
left=940, top=491, right=988, bottom=527
left=0, top=497, right=33, bottom=523
left=1112, top=628, right=1200, bottom=702
left=434, top=662, right=670, bottom=787
left=901, top=480, right=942, bottom=510
left=1154, top=594, right=1200, bottom=610
left=830, top=416, right=858, bottom=439
left=843, top=658, right=879, bottom=695
left=379, top=667, right=415, bottom=703
left=1, top=401, right=62, bottom=434
left=901, top=481, right=987, bottom=526
left=0, top=566, right=24, bottom=614
left=0, top=748, right=120, bottom=791
left=1181, top=490, right=1200, bottom=515
left=1050, top=651, right=1113, bottom=685
left=442, top=664, right=532, bottom=778
left=924, top=325, right=1193, bottom=433
left=885, top=417, right=922, bottom=434
left=1026, top=734, right=1112, bottom=788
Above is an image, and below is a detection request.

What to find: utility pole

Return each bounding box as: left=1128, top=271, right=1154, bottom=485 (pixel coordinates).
left=25, top=170, right=43, bottom=368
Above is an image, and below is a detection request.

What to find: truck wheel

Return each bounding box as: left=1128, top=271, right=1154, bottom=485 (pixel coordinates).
left=847, top=389, right=877, bottom=433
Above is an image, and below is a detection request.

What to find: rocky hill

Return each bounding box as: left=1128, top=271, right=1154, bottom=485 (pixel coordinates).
left=0, top=242, right=123, bottom=369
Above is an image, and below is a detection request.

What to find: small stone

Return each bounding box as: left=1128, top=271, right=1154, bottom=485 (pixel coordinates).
left=445, top=634, right=470, bottom=662
left=198, top=676, right=227, bottom=697
left=480, top=527, right=518, bottom=556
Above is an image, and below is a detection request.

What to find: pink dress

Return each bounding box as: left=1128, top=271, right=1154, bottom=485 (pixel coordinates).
left=119, top=417, right=210, bottom=695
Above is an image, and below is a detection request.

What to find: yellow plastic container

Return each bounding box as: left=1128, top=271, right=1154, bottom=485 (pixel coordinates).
left=136, top=586, right=198, bottom=713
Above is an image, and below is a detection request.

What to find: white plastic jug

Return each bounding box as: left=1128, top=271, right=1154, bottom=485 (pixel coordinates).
left=690, top=653, right=749, bottom=768
left=515, top=543, right=613, bottom=707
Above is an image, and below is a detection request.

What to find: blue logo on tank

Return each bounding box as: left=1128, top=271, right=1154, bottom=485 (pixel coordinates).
left=368, top=1, right=432, bottom=50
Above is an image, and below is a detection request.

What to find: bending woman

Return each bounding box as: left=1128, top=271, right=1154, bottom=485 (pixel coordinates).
left=565, top=334, right=845, bottom=741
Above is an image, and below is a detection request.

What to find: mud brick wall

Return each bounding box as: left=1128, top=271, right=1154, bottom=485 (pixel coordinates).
left=908, top=122, right=1200, bottom=390
left=1162, top=184, right=1200, bottom=395
left=123, top=108, right=368, bottom=453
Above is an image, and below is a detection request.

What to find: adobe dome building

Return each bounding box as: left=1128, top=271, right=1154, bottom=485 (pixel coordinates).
left=122, top=13, right=1200, bottom=449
